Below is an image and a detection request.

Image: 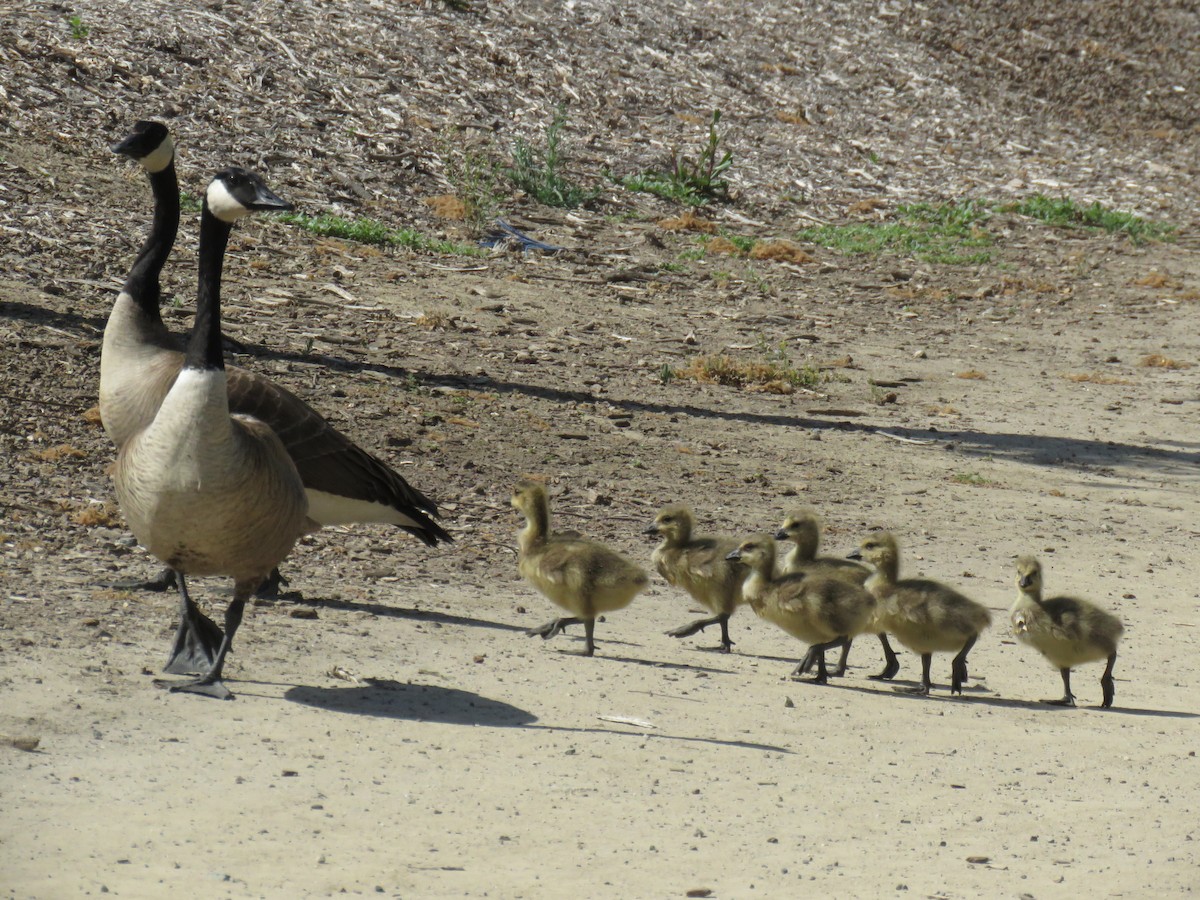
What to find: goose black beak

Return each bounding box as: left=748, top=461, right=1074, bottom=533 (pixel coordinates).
left=773, top=528, right=788, bottom=541
left=725, top=549, right=742, bottom=561
left=847, top=550, right=863, bottom=560
left=643, top=524, right=661, bottom=536
left=246, top=184, right=294, bottom=213
left=1018, top=575, right=1034, bottom=589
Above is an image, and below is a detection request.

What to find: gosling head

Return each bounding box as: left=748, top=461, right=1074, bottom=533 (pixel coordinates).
left=774, top=508, right=820, bottom=548
left=725, top=534, right=777, bottom=573
left=1016, top=555, right=1043, bottom=595
left=510, top=478, right=549, bottom=517
left=645, top=505, right=694, bottom=542
left=204, top=166, right=294, bottom=224
left=111, top=120, right=174, bottom=174
left=852, top=531, right=899, bottom=568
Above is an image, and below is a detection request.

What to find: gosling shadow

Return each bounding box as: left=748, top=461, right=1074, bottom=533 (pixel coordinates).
left=286, top=678, right=537, bottom=726
left=284, top=595, right=529, bottom=634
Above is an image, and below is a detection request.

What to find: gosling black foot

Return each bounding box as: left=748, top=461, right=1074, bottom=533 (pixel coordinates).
left=666, top=614, right=733, bottom=653
left=871, top=634, right=900, bottom=680
left=1043, top=695, right=1076, bottom=707
left=526, top=617, right=581, bottom=641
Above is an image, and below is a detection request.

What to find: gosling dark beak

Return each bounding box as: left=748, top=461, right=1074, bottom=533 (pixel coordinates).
left=847, top=550, right=863, bottom=561
left=1018, top=575, right=1034, bottom=589
left=643, top=524, right=661, bottom=536
left=725, top=549, right=742, bottom=561
left=773, top=529, right=788, bottom=541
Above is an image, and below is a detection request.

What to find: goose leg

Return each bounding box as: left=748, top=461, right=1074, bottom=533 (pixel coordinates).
left=526, top=616, right=583, bottom=642
left=899, top=653, right=932, bottom=695
left=666, top=613, right=734, bottom=652
left=170, top=587, right=250, bottom=700
left=1100, top=653, right=1117, bottom=709
left=870, top=633, right=901, bottom=681
left=950, top=634, right=976, bottom=695
left=1044, top=667, right=1077, bottom=707
left=104, top=565, right=178, bottom=593
left=255, top=567, right=289, bottom=600
left=582, top=618, right=596, bottom=657
left=162, top=572, right=223, bottom=676
left=792, top=638, right=844, bottom=684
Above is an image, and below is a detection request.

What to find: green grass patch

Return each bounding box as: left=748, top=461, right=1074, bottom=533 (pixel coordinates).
left=1004, top=195, right=1173, bottom=242
left=797, top=200, right=994, bottom=265
left=951, top=471, right=996, bottom=486
left=276, top=211, right=481, bottom=255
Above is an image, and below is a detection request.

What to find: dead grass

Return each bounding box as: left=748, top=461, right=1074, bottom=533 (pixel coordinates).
left=34, top=444, right=87, bottom=462
left=678, top=354, right=818, bottom=391
left=954, top=370, right=987, bottom=380
left=70, top=502, right=123, bottom=528
left=424, top=195, right=469, bottom=220
left=657, top=210, right=716, bottom=234
left=1064, top=372, right=1135, bottom=385
left=1140, top=353, right=1191, bottom=369
left=748, top=240, right=814, bottom=264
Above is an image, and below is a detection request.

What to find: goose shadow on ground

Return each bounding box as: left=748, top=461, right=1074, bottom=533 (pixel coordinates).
left=284, top=678, right=791, bottom=752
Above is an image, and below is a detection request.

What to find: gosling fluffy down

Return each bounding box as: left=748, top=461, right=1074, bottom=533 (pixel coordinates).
left=647, top=504, right=745, bottom=652
left=511, top=480, right=648, bottom=656
left=1011, top=555, right=1124, bottom=708
left=855, top=532, right=991, bottom=696
left=728, top=535, right=876, bottom=683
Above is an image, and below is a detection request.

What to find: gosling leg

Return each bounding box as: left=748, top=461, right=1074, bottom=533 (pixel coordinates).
left=899, top=653, right=933, bottom=696
left=162, top=572, right=223, bottom=676
left=792, top=638, right=845, bottom=684
left=869, top=633, right=900, bottom=681
left=950, top=634, right=976, bottom=695
left=1044, top=667, right=1077, bottom=707
left=582, top=618, right=596, bottom=657
left=666, top=613, right=734, bottom=652
left=526, top=616, right=583, bottom=642
left=1100, top=653, right=1117, bottom=709
left=170, top=586, right=250, bottom=701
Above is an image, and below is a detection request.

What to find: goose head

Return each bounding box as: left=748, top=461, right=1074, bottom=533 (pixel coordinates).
left=645, top=504, right=694, bottom=542
left=111, top=120, right=174, bottom=174
left=205, top=166, right=294, bottom=223
left=774, top=508, right=820, bottom=552
left=510, top=479, right=549, bottom=518
left=853, top=531, right=898, bottom=569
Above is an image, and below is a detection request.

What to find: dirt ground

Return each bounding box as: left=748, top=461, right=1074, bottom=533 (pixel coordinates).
left=2, top=1, right=1200, bottom=897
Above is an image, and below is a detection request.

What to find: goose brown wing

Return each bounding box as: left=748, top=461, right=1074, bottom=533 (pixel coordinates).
left=225, top=365, right=450, bottom=546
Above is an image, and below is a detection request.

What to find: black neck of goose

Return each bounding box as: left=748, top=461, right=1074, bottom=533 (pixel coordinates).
left=183, top=204, right=232, bottom=372
left=122, top=161, right=179, bottom=322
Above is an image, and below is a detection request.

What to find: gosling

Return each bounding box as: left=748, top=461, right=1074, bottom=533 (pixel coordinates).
left=853, top=532, right=990, bottom=696
left=511, top=480, right=648, bottom=656
left=1011, top=556, right=1124, bottom=708
left=726, top=535, right=876, bottom=684
left=646, top=505, right=745, bottom=652
left=776, top=508, right=900, bottom=679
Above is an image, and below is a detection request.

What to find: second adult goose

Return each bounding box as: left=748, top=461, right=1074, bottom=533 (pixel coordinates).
left=646, top=504, right=745, bottom=652
left=775, top=508, right=899, bottom=679
left=727, top=535, right=876, bottom=684
left=103, top=122, right=450, bottom=597
left=512, top=480, right=648, bottom=656
left=1011, top=556, right=1124, bottom=708
left=114, top=167, right=309, bottom=699
left=853, top=532, right=991, bottom=696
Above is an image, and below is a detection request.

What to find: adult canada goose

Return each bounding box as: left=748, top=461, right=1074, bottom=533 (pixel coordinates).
left=852, top=532, right=991, bottom=696
left=775, top=508, right=899, bottom=679
left=103, top=122, right=450, bottom=596
left=114, top=167, right=309, bottom=699
left=1011, top=556, right=1124, bottom=708
left=726, top=535, right=876, bottom=683
left=511, top=480, right=648, bottom=656
left=645, top=504, right=744, bottom=652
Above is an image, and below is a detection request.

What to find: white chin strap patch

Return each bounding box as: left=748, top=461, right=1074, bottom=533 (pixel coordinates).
left=141, top=135, right=175, bottom=174
left=206, top=178, right=252, bottom=222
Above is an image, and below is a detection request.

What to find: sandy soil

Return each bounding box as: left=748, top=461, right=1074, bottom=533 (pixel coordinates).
left=3, top=1, right=1200, bottom=897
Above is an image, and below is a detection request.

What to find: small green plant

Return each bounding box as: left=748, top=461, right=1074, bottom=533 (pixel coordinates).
left=658, top=363, right=675, bottom=385
left=617, top=110, right=733, bottom=206
left=66, top=14, right=89, bottom=39
left=442, top=137, right=505, bottom=234
left=179, top=191, right=203, bottom=214
left=1005, top=195, right=1173, bottom=242
left=951, top=471, right=995, bottom=486
left=506, top=107, right=597, bottom=209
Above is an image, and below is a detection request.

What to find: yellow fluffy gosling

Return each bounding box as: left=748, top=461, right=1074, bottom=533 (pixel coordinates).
left=853, top=532, right=990, bottom=696
left=646, top=505, right=745, bottom=652
left=1012, top=556, right=1124, bottom=708
left=775, top=508, right=899, bottom=679
left=511, top=480, right=648, bottom=656
left=727, top=535, right=876, bottom=683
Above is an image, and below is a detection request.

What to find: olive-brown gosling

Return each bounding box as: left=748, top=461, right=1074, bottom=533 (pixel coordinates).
left=646, top=505, right=745, bottom=652
left=775, top=508, right=900, bottom=679
left=511, top=480, right=648, bottom=656
left=726, top=535, right=876, bottom=683
left=1012, top=556, right=1124, bottom=708
left=853, top=532, right=991, bottom=696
